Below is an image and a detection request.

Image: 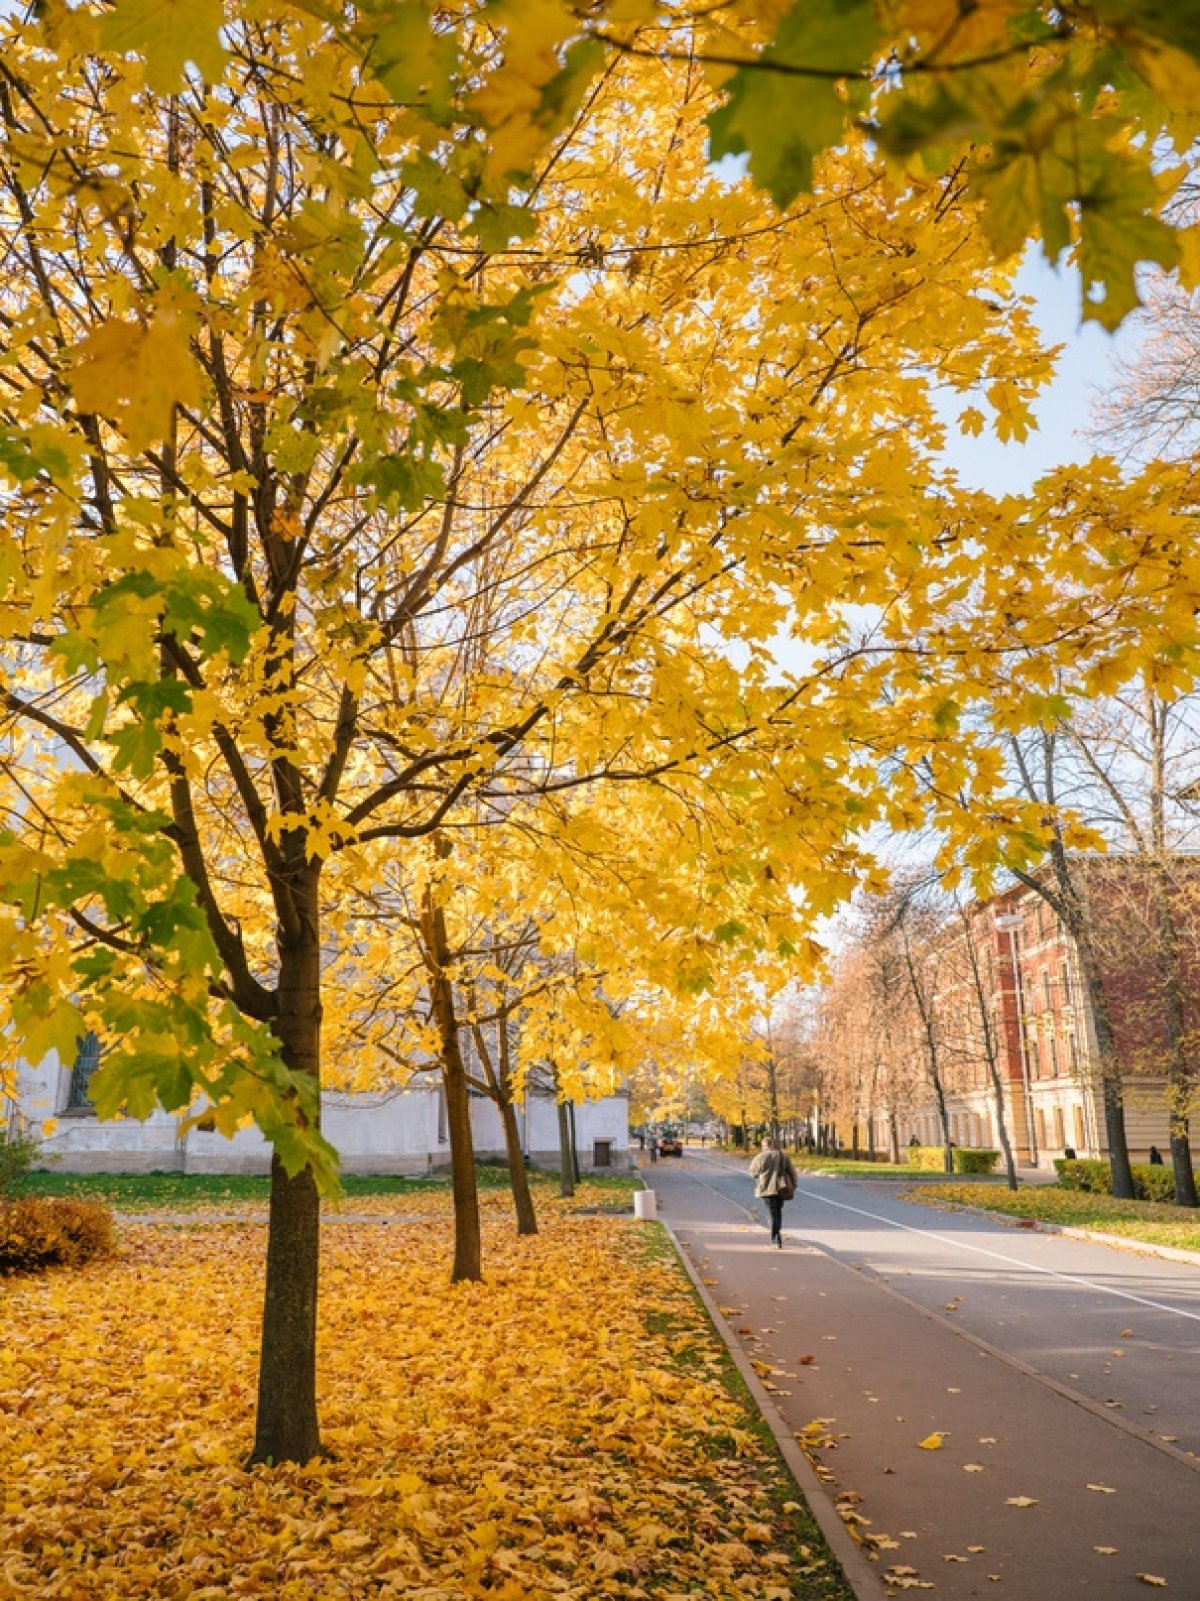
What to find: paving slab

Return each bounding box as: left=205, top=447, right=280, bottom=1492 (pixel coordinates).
left=644, top=1156, right=1200, bottom=1599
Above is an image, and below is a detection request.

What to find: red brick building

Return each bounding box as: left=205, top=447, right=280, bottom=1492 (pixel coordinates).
left=859, top=864, right=1195, bottom=1169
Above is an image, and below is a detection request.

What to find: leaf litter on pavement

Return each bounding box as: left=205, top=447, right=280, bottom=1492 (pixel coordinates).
left=0, top=1215, right=853, bottom=1601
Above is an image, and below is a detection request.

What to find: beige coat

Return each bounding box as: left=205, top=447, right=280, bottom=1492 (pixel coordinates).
left=749, top=1148, right=797, bottom=1198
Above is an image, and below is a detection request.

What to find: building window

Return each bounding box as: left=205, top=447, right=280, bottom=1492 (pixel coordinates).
left=1059, top=959, right=1073, bottom=1011
left=436, top=1088, right=448, bottom=1144
left=1035, top=1107, right=1047, bottom=1151
left=1073, top=1105, right=1085, bottom=1149
left=593, top=1139, right=612, bottom=1169
left=1047, top=1034, right=1059, bottom=1077
left=65, top=1032, right=101, bottom=1113
left=1053, top=1105, right=1065, bottom=1148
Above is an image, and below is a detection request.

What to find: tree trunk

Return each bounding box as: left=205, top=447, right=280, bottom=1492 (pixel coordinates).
left=902, top=937, right=953, bottom=1174
left=557, top=1094, right=574, bottom=1198
left=1071, top=906, right=1136, bottom=1200
left=250, top=877, right=323, bottom=1466
left=1014, top=736, right=1133, bottom=1194
left=960, top=909, right=1018, bottom=1191
left=1040, top=826, right=1135, bottom=1198
left=933, top=1082, right=953, bottom=1173
left=568, top=1099, right=581, bottom=1183
left=1143, top=691, right=1196, bottom=1205
left=442, top=1039, right=483, bottom=1281
left=420, top=856, right=482, bottom=1282
left=1148, top=860, right=1197, bottom=1206
left=500, top=1093, right=538, bottom=1235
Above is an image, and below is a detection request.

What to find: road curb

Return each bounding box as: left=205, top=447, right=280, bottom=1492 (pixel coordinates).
left=662, top=1219, right=888, bottom=1601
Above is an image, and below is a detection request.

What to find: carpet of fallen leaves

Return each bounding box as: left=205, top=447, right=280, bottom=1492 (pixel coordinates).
left=0, top=1212, right=841, bottom=1601
left=906, top=1182, right=1200, bottom=1254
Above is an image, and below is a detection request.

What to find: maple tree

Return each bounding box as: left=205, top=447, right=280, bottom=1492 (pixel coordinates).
left=3, top=0, right=1200, bottom=1469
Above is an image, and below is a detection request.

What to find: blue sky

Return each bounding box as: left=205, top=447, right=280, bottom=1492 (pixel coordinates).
left=942, top=248, right=1144, bottom=494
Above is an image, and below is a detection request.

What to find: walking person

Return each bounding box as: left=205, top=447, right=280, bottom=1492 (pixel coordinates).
left=647, top=1131, right=659, bottom=1164
left=750, top=1136, right=798, bottom=1247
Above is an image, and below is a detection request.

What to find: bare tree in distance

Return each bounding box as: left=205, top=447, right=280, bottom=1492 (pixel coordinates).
left=1008, top=730, right=1136, bottom=1198
left=1057, top=687, right=1200, bottom=1206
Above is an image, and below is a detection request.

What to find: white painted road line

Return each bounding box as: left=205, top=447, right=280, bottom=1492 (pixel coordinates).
left=797, top=1183, right=1200, bottom=1325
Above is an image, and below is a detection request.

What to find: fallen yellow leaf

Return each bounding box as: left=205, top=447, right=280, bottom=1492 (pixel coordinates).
left=1137, top=1577, right=1167, bottom=1588
left=917, top=1433, right=945, bottom=1450
left=1005, top=1497, right=1038, bottom=1507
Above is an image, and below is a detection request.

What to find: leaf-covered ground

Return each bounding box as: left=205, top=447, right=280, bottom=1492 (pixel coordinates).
left=1, top=1213, right=850, bottom=1600
left=906, top=1182, right=1200, bottom=1253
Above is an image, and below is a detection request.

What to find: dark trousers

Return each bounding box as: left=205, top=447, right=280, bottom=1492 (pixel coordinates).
left=765, top=1194, right=784, bottom=1239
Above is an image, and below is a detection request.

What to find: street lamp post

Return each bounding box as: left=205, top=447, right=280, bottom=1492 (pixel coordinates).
left=995, top=912, right=1038, bottom=1169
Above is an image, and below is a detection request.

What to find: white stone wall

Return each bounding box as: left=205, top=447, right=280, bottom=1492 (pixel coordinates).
left=11, top=1050, right=630, bottom=1175
left=439, top=1090, right=631, bottom=1171
left=11, top=1048, right=185, bottom=1174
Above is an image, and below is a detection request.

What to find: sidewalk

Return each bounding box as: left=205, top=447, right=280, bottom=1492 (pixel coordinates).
left=644, top=1157, right=1200, bottom=1599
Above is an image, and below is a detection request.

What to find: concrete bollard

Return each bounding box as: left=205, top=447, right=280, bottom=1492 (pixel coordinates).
left=633, top=1188, right=657, bottom=1221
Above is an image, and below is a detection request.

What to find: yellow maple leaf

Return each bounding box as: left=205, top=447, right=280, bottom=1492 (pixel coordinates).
left=917, top=1433, right=944, bottom=1450
left=70, top=306, right=203, bottom=451
left=100, top=0, right=228, bottom=92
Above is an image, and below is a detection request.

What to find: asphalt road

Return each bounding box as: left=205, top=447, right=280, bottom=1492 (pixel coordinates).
left=643, top=1149, right=1200, bottom=1599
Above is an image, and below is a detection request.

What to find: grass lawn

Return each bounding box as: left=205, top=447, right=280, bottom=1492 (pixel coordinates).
left=907, top=1182, right=1200, bottom=1254
left=10, top=1165, right=639, bottom=1213
left=1, top=1208, right=850, bottom=1600
left=789, top=1155, right=914, bottom=1179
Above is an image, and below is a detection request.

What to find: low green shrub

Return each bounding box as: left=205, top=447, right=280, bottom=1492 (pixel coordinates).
left=1054, top=1157, right=1109, bottom=1192
left=0, top=1195, right=116, bottom=1274
left=1136, top=1163, right=1180, bottom=1203
left=1055, top=1156, right=1192, bottom=1204
left=953, top=1148, right=999, bottom=1175
left=906, top=1145, right=998, bottom=1175
left=0, top=1129, right=43, bottom=1196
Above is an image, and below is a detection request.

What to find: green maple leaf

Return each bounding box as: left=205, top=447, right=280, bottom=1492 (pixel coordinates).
left=100, top=0, right=228, bottom=93
left=1078, top=157, right=1181, bottom=330
left=1092, top=0, right=1200, bottom=58
left=708, top=0, right=876, bottom=205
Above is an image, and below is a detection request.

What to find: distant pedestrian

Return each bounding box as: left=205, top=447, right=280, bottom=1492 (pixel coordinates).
left=1149, top=1144, right=1164, bottom=1165
left=750, top=1137, right=798, bottom=1247
left=647, top=1132, right=659, bottom=1164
